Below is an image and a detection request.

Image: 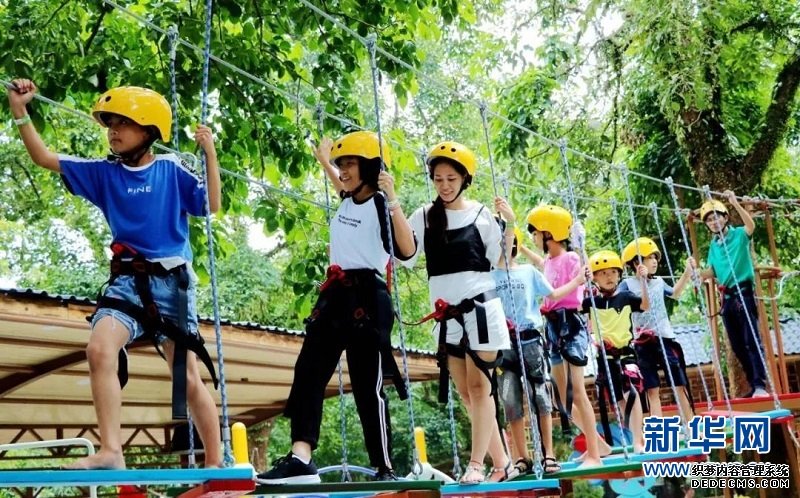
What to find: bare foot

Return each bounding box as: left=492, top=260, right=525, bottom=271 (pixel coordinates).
left=633, top=444, right=645, bottom=454
left=573, top=441, right=612, bottom=462
left=577, top=457, right=603, bottom=469
left=63, top=450, right=125, bottom=470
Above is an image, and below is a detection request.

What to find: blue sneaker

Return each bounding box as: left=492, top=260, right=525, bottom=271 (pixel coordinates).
left=256, top=452, right=321, bottom=484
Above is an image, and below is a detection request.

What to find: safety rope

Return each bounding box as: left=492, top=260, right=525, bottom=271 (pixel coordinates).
left=197, top=0, right=233, bottom=467
left=313, top=104, right=352, bottom=482
left=665, top=178, right=730, bottom=415
left=481, top=107, right=544, bottom=479
left=365, top=33, right=423, bottom=476
left=618, top=167, right=691, bottom=434
left=558, top=141, right=631, bottom=460
left=649, top=202, right=712, bottom=418
left=701, top=186, right=781, bottom=413
left=166, top=23, right=198, bottom=469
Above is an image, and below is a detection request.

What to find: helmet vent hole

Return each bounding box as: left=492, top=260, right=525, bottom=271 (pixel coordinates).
left=105, top=96, right=111, bottom=102
left=450, top=148, right=456, bottom=152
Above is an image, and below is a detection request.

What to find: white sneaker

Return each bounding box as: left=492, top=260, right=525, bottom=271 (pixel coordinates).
left=752, top=388, right=769, bottom=398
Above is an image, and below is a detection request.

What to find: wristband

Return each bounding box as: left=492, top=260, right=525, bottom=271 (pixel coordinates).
left=14, top=114, right=31, bottom=126
left=387, top=199, right=401, bottom=210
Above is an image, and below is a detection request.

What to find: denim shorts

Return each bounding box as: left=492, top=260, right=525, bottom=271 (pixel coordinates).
left=91, top=267, right=199, bottom=345
left=544, top=309, right=589, bottom=367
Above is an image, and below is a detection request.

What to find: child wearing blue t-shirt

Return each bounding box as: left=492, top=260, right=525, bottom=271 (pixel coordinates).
left=493, top=203, right=585, bottom=475
left=8, top=79, right=222, bottom=469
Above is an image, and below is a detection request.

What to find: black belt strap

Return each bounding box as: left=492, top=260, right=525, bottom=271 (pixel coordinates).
left=435, top=290, right=498, bottom=403
left=95, top=255, right=218, bottom=420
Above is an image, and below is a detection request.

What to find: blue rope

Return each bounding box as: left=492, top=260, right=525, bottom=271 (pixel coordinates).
left=166, top=23, right=198, bottom=469
left=315, top=104, right=351, bottom=482
left=197, top=0, right=233, bottom=467
left=558, top=141, right=631, bottom=460
left=609, top=200, right=628, bottom=276
left=365, top=33, right=422, bottom=476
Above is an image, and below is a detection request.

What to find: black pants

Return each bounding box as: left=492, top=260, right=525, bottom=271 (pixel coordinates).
left=721, top=285, right=767, bottom=391
left=284, top=271, right=394, bottom=469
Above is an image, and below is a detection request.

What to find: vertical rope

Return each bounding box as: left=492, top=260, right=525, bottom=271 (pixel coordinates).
left=315, top=104, right=351, bottom=482
left=619, top=168, right=692, bottom=429
left=620, top=165, right=690, bottom=433
left=495, top=180, right=545, bottom=478
left=558, top=141, right=631, bottom=459
left=479, top=104, right=544, bottom=475
left=701, top=186, right=781, bottom=411
left=198, top=0, right=233, bottom=466
left=610, top=200, right=627, bottom=276
left=665, top=178, right=726, bottom=414
left=649, top=202, right=702, bottom=429
left=365, top=33, right=422, bottom=476
left=416, top=150, right=462, bottom=478
left=167, top=24, right=197, bottom=469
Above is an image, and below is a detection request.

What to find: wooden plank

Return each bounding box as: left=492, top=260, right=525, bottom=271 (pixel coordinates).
left=0, top=467, right=254, bottom=487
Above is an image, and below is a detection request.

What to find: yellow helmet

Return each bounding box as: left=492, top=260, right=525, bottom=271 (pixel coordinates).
left=526, top=205, right=572, bottom=242
left=513, top=226, right=524, bottom=248
left=92, top=87, right=172, bottom=142
left=621, top=237, right=661, bottom=264
left=330, top=131, right=391, bottom=168
left=589, top=250, right=623, bottom=273
left=699, top=199, right=728, bottom=221
left=426, top=141, right=477, bottom=176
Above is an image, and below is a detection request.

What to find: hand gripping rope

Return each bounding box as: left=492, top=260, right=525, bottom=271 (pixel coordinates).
left=365, top=33, right=423, bottom=477
left=700, top=185, right=782, bottom=413
left=618, top=166, right=691, bottom=434
left=480, top=105, right=545, bottom=479
left=665, top=178, right=733, bottom=418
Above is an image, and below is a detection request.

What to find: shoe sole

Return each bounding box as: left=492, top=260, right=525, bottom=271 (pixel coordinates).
left=255, top=474, right=322, bottom=485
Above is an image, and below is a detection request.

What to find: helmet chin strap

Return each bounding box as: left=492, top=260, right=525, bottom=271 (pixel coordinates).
left=107, top=134, right=156, bottom=167
left=339, top=180, right=366, bottom=199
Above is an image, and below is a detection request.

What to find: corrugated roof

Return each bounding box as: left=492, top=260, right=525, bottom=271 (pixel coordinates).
left=0, top=288, right=433, bottom=356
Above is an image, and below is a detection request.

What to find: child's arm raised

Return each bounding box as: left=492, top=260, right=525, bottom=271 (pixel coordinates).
left=7, top=79, right=59, bottom=172
left=637, top=263, right=650, bottom=311
left=549, top=264, right=587, bottom=301
left=312, top=137, right=346, bottom=195
left=724, top=189, right=755, bottom=236
left=519, top=244, right=544, bottom=269
left=195, top=125, right=221, bottom=213
left=671, top=260, right=693, bottom=300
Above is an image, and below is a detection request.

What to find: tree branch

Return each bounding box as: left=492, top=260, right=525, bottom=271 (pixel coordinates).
left=743, top=48, right=800, bottom=171
left=83, top=3, right=112, bottom=54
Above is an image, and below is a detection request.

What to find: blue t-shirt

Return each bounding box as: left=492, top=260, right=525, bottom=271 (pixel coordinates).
left=492, top=264, right=554, bottom=333
left=59, top=153, right=207, bottom=261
